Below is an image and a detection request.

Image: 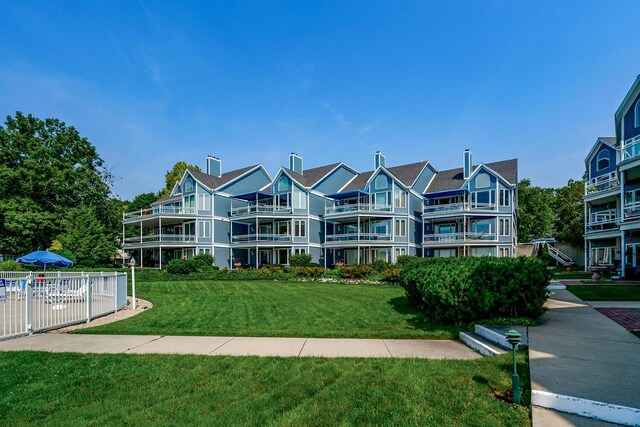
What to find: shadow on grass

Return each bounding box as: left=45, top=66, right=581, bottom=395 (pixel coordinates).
left=387, top=296, right=457, bottom=334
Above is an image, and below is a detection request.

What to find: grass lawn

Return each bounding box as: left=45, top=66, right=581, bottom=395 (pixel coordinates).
left=568, top=285, right=640, bottom=301
left=78, top=280, right=462, bottom=339
left=0, top=351, right=530, bottom=426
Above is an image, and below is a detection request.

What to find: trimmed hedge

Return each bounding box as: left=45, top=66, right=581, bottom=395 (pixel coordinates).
left=289, top=253, right=313, bottom=267
left=399, top=257, right=551, bottom=324
left=340, top=265, right=373, bottom=279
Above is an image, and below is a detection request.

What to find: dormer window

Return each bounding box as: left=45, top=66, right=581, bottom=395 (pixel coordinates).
left=635, top=100, right=640, bottom=128
left=597, top=150, right=610, bottom=171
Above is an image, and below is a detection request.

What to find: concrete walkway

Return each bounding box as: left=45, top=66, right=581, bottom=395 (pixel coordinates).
left=529, top=289, right=640, bottom=426
left=0, top=334, right=480, bottom=359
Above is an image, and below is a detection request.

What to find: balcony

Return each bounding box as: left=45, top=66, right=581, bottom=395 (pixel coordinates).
left=231, top=204, right=292, bottom=217
left=325, top=233, right=392, bottom=243
left=622, top=136, right=640, bottom=161
left=423, top=232, right=496, bottom=244
left=585, top=218, right=619, bottom=233
left=325, top=203, right=392, bottom=215
left=231, top=234, right=292, bottom=243
left=423, top=202, right=495, bottom=216
left=623, top=202, right=640, bottom=222
left=123, top=234, right=196, bottom=246
left=585, top=177, right=619, bottom=198
left=123, top=206, right=196, bottom=220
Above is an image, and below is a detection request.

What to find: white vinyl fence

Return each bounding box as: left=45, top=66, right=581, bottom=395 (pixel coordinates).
left=0, top=272, right=127, bottom=340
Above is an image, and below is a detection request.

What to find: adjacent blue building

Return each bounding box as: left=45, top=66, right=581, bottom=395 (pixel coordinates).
left=123, top=150, right=518, bottom=267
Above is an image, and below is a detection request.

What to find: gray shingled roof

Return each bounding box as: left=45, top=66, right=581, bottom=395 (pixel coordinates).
left=188, top=165, right=259, bottom=190
left=340, top=161, right=429, bottom=192
left=599, top=137, right=617, bottom=145
left=282, top=162, right=342, bottom=188
left=151, top=195, right=181, bottom=205
left=424, top=159, right=518, bottom=193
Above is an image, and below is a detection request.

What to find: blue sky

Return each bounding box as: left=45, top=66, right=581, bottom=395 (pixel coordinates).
left=1, top=1, right=639, bottom=200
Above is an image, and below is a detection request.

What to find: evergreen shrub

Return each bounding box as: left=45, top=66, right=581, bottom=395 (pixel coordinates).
left=289, top=253, right=313, bottom=267
left=399, top=257, right=551, bottom=324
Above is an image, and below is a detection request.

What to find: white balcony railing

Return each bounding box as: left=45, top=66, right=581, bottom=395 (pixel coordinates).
left=622, top=136, right=640, bottom=161
left=623, top=202, right=640, bottom=222
left=585, top=177, right=619, bottom=196
left=123, top=234, right=196, bottom=244
left=585, top=218, right=619, bottom=232
left=423, top=232, right=496, bottom=244
left=325, top=233, right=392, bottom=242
left=325, top=204, right=392, bottom=215
left=232, top=234, right=292, bottom=243
left=124, top=206, right=196, bottom=219
left=231, top=205, right=293, bottom=216
left=423, top=202, right=495, bottom=214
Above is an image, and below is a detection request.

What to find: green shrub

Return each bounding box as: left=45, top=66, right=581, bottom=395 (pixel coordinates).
left=369, top=259, right=391, bottom=273
left=166, top=259, right=197, bottom=274
left=50, top=248, right=77, bottom=264
left=399, top=257, right=551, bottom=324
left=0, top=260, right=22, bottom=271
left=293, top=266, right=325, bottom=277
left=262, top=264, right=285, bottom=272
left=322, top=268, right=341, bottom=279
left=289, top=253, right=313, bottom=267
left=77, top=259, right=96, bottom=268
left=340, top=265, right=373, bottom=279
left=191, top=253, right=215, bottom=270
left=397, top=255, right=418, bottom=266
left=381, top=267, right=401, bottom=284
left=308, top=262, right=321, bottom=267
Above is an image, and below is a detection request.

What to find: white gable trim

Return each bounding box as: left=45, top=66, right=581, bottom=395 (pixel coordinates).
left=216, top=165, right=272, bottom=191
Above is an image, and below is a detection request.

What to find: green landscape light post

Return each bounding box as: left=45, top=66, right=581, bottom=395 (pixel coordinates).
left=505, top=330, right=522, bottom=404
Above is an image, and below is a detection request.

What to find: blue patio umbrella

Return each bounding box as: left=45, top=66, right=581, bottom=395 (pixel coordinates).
left=17, top=251, right=73, bottom=270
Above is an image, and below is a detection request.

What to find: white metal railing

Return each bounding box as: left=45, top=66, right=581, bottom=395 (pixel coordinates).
left=622, top=136, right=640, bottom=160
left=325, top=204, right=392, bottom=215
left=231, top=205, right=293, bottom=216
left=423, top=232, right=496, bottom=243
left=123, top=234, right=196, bottom=244
left=325, top=233, right=392, bottom=242
left=585, top=217, right=620, bottom=232
left=0, top=272, right=127, bottom=340
left=423, top=202, right=495, bottom=214
left=232, top=234, right=292, bottom=243
left=624, top=201, right=640, bottom=221
left=123, top=206, right=197, bottom=219
left=585, top=176, right=619, bottom=196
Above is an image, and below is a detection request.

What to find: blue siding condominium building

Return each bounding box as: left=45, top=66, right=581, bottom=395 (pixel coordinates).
left=584, top=74, right=640, bottom=278
left=123, top=151, right=518, bottom=268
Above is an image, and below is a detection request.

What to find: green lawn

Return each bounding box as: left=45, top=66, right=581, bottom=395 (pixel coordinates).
left=0, top=351, right=530, bottom=426
left=568, top=285, right=640, bottom=301
left=79, top=280, right=462, bottom=339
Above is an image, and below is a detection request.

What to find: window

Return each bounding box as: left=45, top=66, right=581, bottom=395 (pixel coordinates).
left=394, top=189, right=406, bottom=208
left=394, top=219, right=406, bottom=237
left=277, top=176, right=290, bottom=192
left=294, top=248, right=306, bottom=254
left=471, top=247, right=493, bottom=257
left=375, top=175, right=388, bottom=190
left=597, top=150, right=610, bottom=171
left=198, top=193, right=210, bottom=211
left=294, top=220, right=306, bottom=237
left=499, top=189, right=510, bottom=207
left=198, top=248, right=211, bottom=255
left=395, top=247, right=407, bottom=260
left=434, top=249, right=456, bottom=258
left=636, top=101, right=640, bottom=128
left=373, top=192, right=388, bottom=209
left=498, top=247, right=510, bottom=257
left=198, top=221, right=211, bottom=238
left=292, top=186, right=307, bottom=209
left=184, top=195, right=195, bottom=213
left=183, top=177, right=195, bottom=193
left=499, top=218, right=510, bottom=236
left=475, top=173, right=490, bottom=188
left=471, top=190, right=495, bottom=208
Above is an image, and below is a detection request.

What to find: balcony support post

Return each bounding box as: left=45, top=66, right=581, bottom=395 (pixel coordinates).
left=621, top=230, right=626, bottom=279
left=621, top=171, right=626, bottom=221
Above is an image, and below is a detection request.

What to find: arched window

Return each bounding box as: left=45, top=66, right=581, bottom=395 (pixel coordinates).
left=277, top=176, right=290, bottom=192
left=597, top=150, right=610, bottom=171
left=635, top=100, right=640, bottom=128
left=475, top=173, right=490, bottom=188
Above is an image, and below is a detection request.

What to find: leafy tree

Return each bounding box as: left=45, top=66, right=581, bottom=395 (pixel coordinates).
left=58, top=205, right=115, bottom=263
left=554, top=179, right=585, bottom=247
left=0, top=112, right=113, bottom=254
left=161, top=161, right=200, bottom=197
left=128, top=192, right=159, bottom=211
left=517, top=179, right=555, bottom=243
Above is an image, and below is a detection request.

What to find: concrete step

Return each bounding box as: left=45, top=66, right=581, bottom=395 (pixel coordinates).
left=459, top=332, right=507, bottom=356
left=475, top=324, right=528, bottom=350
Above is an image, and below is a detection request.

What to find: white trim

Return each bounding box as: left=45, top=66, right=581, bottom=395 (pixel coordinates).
left=336, top=174, right=360, bottom=193
left=531, top=390, right=640, bottom=426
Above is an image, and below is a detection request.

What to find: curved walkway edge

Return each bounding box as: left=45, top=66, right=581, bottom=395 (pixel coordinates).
left=0, top=334, right=480, bottom=359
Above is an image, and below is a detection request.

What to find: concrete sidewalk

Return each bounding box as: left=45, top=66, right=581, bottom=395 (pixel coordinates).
left=529, top=289, right=640, bottom=426
left=0, top=334, right=480, bottom=359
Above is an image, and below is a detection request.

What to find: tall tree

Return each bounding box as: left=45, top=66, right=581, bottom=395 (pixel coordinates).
left=128, top=192, right=159, bottom=211
left=517, top=179, right=555, bottom=243
left=59, top=205, right=115, bottom=263
left=161, top=161, right=200, bottom=197
left=554, top=179, right=585, bottom=247
left=0, top=112, right=113, bottom=254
